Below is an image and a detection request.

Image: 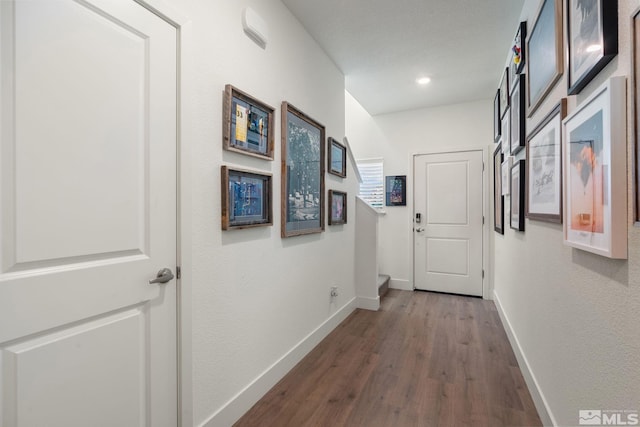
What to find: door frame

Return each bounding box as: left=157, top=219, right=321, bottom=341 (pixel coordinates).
left=130, top=1, right=193, bottom=426
left=410, top=147, right=490, bottom=299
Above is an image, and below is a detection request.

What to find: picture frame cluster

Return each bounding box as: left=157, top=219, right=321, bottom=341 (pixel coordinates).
left=493, top=0, right=627, bottom=260
left=221, top=85, right=349, bottom=235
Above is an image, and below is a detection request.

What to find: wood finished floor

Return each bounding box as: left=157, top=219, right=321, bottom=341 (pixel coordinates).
left=234, top=290, right=542, bottom=427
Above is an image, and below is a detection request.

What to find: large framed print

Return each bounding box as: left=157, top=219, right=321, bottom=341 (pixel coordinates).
left=526, top=100, right=567, bottom=223
left=567, top=0, right=618, bottom=95
left=563, top=77, right=627, bottom=259
left=328, top=137, right=347, bottom=178
left=499, top=68, right=509, bottom=118
left=510, top=159, right=526, bottom=232
left=223, top=85, right=275, bottom=160
left=527, top=0, right=563, bottom=116
left=328, top=190, right=347, bottom=225
left=510, top=74, right=526, bottom=155
left=501, top=108, right=510, bottom=155
left=281, top=102, right=325, bottom=237
left=494, top=90, right=501, bottom=142
left=494, top=143, right=504, bottom=234
left=221, top=166, right=273, bottom=230
left=502, top=156, right=513, bottom=196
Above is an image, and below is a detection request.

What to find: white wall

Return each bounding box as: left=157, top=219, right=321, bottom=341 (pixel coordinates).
left=346, top=93, right=493, bottom=290
left=173, top=1, right=360, bottom=425
left=492, top=0, right=640, bottom=425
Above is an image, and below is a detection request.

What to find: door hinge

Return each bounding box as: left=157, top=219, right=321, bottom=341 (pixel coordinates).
left=482, top=269, right=485, bottom=279
left=483, top=162, right=485, bottom=171
left=176, top=266, right=181, bottom=280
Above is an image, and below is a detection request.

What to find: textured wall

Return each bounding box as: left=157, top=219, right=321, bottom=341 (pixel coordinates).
left=493, top=0, right=640, bottom=425
left=172, top=1, right=359, bottom=424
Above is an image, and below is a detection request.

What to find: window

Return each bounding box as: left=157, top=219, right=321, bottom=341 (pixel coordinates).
left=356, top=158, right=384, bottom=209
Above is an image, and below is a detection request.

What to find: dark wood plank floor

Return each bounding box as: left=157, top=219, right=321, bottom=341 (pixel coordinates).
left=234, top=290, right=542, bottom=427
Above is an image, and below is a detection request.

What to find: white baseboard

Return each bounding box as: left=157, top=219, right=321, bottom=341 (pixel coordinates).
left=389, top=278, right=412, bottom=291
left=356, top=295, right=380, bottom=311
left=199, top=297, right=357, bottom=427
left=493, top=291, right=556, bottom=427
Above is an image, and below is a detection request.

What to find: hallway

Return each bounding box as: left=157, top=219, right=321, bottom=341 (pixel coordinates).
left=235, top=290, right=542, bottom=426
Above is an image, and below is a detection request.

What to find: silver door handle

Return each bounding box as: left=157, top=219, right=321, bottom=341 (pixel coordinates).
left=415, top=228, right=425, bottom=232
left=149, top=268, right=174, bottom=284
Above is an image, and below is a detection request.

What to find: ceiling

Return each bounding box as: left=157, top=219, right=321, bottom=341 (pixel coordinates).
left=281, top=0, right=525, bottom=116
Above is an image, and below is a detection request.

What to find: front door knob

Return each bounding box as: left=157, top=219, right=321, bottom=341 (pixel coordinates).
left=149, top=268, right=174, bottom=284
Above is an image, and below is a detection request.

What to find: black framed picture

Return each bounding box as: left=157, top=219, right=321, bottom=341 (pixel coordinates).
left=499, top=68, right=510, bottom=118
left=513, top=21, right=527, bottom=75
left=494, top=143, right=504, bottom=234
left=510, top=74, right=526, bottom=155
left=328, top=137, right=347, bottom=178
left=328, top=190, right=347, bottom=225
left=221, top=166, right=273, bottom=230
left=527, top=0, right=563, bottom=116
left=281, top=102, right=325, bottom=237
left=385, top=175, right=406, bottom=206
left=567, top=0, right=618, bottom=95
left=510, top=159, right=526, bottom=232
left=223, top=84, right=275, bottom=160
left=494, top=90, right=502, bottom=142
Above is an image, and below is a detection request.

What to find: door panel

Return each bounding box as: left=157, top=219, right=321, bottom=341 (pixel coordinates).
left=414, top=151, right=483, bottom=296
left=0, top=1, right=177, bottom=425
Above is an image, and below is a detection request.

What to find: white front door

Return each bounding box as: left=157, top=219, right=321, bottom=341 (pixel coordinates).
left=0, top=1, right=178, bottom=426
left=413, top=151, right=484, bottom=296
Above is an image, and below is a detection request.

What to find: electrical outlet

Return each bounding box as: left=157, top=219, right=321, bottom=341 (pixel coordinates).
left=330, top=286, right=338, bottom=297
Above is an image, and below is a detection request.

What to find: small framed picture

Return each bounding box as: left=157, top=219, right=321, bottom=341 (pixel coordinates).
left=328, top=190, right=347, bottom=225
left=493, top=144, right=504, bottom=234
left=221, top=166, right=273, bottom=230
left=501, top=108, right=510, bottom=155
left=512, top=21, right=527, bottom=75
left=510, top=159, right=526, bottom=232
left=223, top=85, right=275, bottom=160
left=526, top=100, right=566, bottom=223
left=526, top=0, right=563, bottom=116
left=502, top=156, right=513, bottom=196
left=510, top=74, right=526, bottom=155
left=385, top=175, right=406, bottom=206
left=567, top=0, right=618, bottom=95
left=494, top=90, right=502, bottom=143
left=328, top=137, right=347, bottom=178
left=563, top=77, right=627, bottom=259
left=499, top=68, right=510, bottom=118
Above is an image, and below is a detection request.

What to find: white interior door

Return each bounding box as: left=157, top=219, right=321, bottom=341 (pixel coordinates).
left=0, top=1, right=178, bottom=426
left=413, top=151, right=483, bottom=296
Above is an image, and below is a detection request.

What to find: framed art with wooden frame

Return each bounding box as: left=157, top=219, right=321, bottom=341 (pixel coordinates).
left=493, top=143, right=504, bottom=234
left=223, top=84, right=275, bottom=160
left=562, top=77, right=627, bottom=259
left=328, top=137, right=347, bottom=178
left=328, top=190, right=347, bottom=225
left=631, top=7, right=640, bottom=223
left=281, top=102, right=325, bottom=238
left=567, top=0, right=618, bottom=95
left=499, top=68, right=509, bottom=118
left=526, top=0, right=563, bottom=116
left=510, top=74, right=526, bottom=155
left=510, top=159, right=526, bottom=232
left=221, top=166, right=273, bottom=230
left=494, top=90, right=501, bottom=142
left=526, top=99, right=567, bottom=223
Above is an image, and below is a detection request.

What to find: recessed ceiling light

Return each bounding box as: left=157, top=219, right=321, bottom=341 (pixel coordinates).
left=416, top=77, right=431, bottom=85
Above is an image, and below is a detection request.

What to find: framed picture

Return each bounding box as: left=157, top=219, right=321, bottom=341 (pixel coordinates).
left=385, top=175, right=407, bottom=206
left=494, top=144, right=504, bottom=234
left=563, top=77, right=626, bottom=259
left=513, top=21, right=527, bottom=75
left=328, top=137, right=347, bottom=178
left=223, top=85, right=275, bottom=160
left=527, top=0, right=563, bottom=116
left=328, top=190, right=347, bottom=225
left=567, top=0, right=618, bottom=95
left=499, top=68, right=510, bottom=118
left=501, top=108, right=510, bottom=155
left=526, top=100, right=567, bottom=223
left=221, top=166, right=272, bottom=230
left=634, top=8, right=640, bottom=222
left=510, top=74, right=526, bottom=155
left=502, top=156, right=513, bottom=196
left=494, top=90, right=501, bottom=142
left=510, top=159, right=526, bottom=232
left=281, top=102, right=325, bottom=238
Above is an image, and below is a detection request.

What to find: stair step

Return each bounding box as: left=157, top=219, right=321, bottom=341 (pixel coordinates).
left=378, top=274, right=390, bottom=298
